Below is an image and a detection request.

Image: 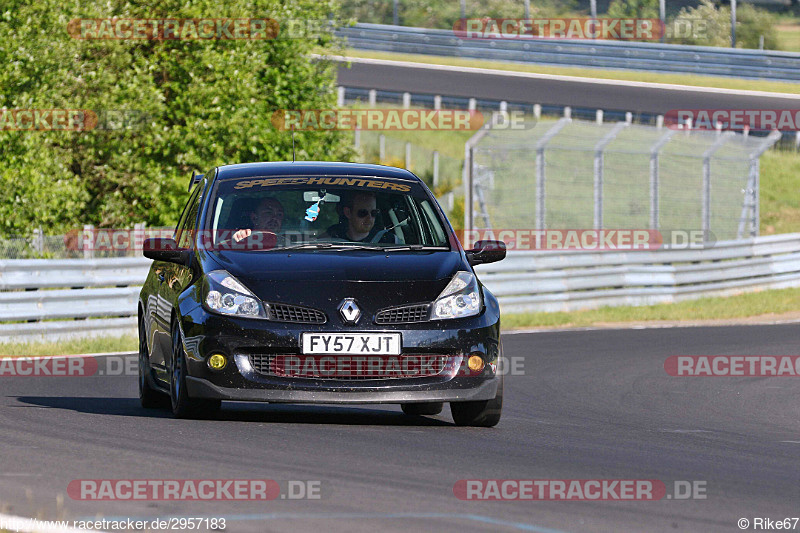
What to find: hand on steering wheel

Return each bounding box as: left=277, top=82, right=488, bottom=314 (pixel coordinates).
left=233, top=229, right=277, bottom=243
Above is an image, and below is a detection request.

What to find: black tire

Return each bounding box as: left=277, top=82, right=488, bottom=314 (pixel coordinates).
left=401, top=402, right=444, bottom=416
left=139, top=318, right=167, bottom=409
left=450, top=374, right=503, bottom=427
left=170, top=324, right=221, bottom=418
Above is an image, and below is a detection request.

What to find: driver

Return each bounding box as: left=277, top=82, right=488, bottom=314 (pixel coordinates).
left=233, top=197, right=284, bottom=243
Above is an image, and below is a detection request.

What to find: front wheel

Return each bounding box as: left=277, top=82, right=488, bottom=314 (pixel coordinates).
left=450, top=374, right=503, bottom=427
left=170, top=324, right=220, bottom=418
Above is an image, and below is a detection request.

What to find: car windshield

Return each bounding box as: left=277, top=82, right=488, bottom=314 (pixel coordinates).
left=205, top=175, right=451, bottom=251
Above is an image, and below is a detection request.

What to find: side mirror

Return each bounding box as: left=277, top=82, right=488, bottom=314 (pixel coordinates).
left=143, top=238, right=191, bottom=266
left=466, top=239, right=506, bottom=266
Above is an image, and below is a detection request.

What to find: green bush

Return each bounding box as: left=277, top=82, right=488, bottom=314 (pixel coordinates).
left=0, top=0, right=354, bottom=236
left=670, top=0, right=778, bottom=49
left=606, top=0, right=659, bottom=19
left=340, top=0, right=574, bottom=29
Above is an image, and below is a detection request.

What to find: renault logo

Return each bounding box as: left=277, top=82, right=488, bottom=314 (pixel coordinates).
left=339, top=298, right=361, bottom=324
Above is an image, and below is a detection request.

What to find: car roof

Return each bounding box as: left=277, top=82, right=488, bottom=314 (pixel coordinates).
left=214, top=162, right=421, bottom=182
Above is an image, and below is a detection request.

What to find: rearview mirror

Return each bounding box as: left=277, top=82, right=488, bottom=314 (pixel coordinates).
left=303, top=191, right=341, bottom=202
left=466, top=240, right=506, bottom=266
left=143, top=238, right=191, bottom=266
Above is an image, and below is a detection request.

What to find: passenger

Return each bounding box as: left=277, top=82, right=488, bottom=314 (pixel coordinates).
left=325, top=191, right=397, bottom=243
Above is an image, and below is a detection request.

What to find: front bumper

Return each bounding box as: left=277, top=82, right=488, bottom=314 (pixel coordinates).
left=177, top=299, right=501, bottom=405
left=186, top=374, right=500, bottom=404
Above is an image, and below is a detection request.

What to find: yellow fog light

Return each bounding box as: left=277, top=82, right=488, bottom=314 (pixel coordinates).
left=468, top=355, right=485, bottom=373
left=208, top=353, right=227, bottom=371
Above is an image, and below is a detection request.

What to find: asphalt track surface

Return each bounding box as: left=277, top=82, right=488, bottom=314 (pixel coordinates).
left=2, top=324, right=800, bottom=532
left=336, top=58, right=800, bottom=114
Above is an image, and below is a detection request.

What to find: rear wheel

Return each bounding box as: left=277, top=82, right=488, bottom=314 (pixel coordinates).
left=401, top=402, right=444, bottom=416
left=450, top=374, right=503, bottom=427
left=139, top=318, right=166, bottom=409
left=170, top=324, right=220, bottom=418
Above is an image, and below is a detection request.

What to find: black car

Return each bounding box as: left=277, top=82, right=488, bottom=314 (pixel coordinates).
left=139, top=162, right=506, bottom=426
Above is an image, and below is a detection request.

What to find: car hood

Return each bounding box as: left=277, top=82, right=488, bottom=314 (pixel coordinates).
left=204, top=249, right=465, bottom=310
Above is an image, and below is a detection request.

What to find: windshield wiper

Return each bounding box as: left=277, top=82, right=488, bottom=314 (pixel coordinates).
left=381, top=245, right=449, bottom=251
left=263, top=242, right=337, bottom=252
left=265, top=242, right=380, bottom=252
left=261, top=243, right=449, bottom=252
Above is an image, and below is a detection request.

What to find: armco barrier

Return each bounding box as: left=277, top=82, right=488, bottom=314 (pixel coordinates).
left=475, top=233, right=800, bottom=313
left=1, top=234, right=799, bottom=341
left=337, top=23, right=800, bottom=82
left=0, top=258, right=150, bottom=342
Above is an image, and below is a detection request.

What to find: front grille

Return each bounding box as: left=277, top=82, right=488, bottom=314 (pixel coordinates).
left=375, top=304, right=430, bottom=324
left=248, top=353, right=447, bottom=380
left=249, top=353, right=273, bottom=375
left=267, top=303, right=326, bottom=324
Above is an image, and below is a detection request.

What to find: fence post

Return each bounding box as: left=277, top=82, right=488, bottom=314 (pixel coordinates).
left=752, top=159, right=760, bottom=237
left=402, top=92, right=411, bottom=109
left=649, top=130, right=676, bottom=230
left=702, top=132, right=734, bottom=238
left=534, top=118, right=572, bottom=230
left=133, top=222, right=146, bottom=257
left=593, top=122, right=628, bottom=229
left=656, top=115, right=664, bottom=129
left=337, top=87, right=345, bottom=107
left=533, top=104, right=541, bottom=120
left=739, top=130, right=782, bottom=237
left=463, top=121, right=494, bottom=231
left=405, top=142, right=412, bottom=169
left=468, top=98, right=476, bottom=112
left=32, top=228, right=44, bottom=254
left=596, top=109, right=603, bottom=124
left=83, top=224, right=94, bottom=259
left=368, top=89, right=377, bottom=106
left=354, top=127, right=360, bottom=149
left=564, top=106, right=571, bottom=119
left=434, top=95, right=441, bottom=110
left=379, top=134, right=386, bottom=161
left=433, top=150, right=440, bottom=188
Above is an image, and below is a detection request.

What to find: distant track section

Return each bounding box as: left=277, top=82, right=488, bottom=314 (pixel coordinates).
left=334, top=56, right=800, bottom=115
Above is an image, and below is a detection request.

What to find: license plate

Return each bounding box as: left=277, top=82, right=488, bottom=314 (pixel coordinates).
left=301, top=333, right=401, bottom=355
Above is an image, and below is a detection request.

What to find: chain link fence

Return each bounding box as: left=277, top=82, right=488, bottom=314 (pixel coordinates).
left=465, top=116, right=781, bottom=240
left=0, top=225, right=172, bottom=259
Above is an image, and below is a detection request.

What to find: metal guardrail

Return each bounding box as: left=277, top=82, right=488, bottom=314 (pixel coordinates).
left=475, top=233, right=800, bottom=313
left=338, top=23, right=800, bottom=82
left=2, top=235, right=800, bottom=340
left=0, top=258, right=150, bottom=342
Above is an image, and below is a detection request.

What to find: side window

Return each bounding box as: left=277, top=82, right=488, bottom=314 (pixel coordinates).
left=176, top=185, right=203, bottom=249
left=416, top=199, right=448, bottom=246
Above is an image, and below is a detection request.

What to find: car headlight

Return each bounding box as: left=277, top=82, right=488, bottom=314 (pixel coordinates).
left=203, top=270, right=267, bottom=318
left=431, top=271, right=482, bottom=320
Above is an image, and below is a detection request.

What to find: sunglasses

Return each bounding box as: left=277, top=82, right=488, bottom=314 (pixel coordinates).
left=356, top=209, right=380, bottom=218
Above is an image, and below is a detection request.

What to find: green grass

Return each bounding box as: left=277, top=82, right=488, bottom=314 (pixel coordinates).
left=0, top=334, right=136, bottom=357
left=341, top=49, right=800, bottom=95
left=760, top=149, right=800, bottom=235
left=776, top=22, right=800, bottom=52
left=503, top=286, right=800, bottom=329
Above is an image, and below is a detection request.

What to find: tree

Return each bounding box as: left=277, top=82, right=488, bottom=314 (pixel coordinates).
left=606, top=0, right=659, bottom=20
left=0, top=0, right=353, bottom=235
left=669, top=0, right=777, bottom=49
